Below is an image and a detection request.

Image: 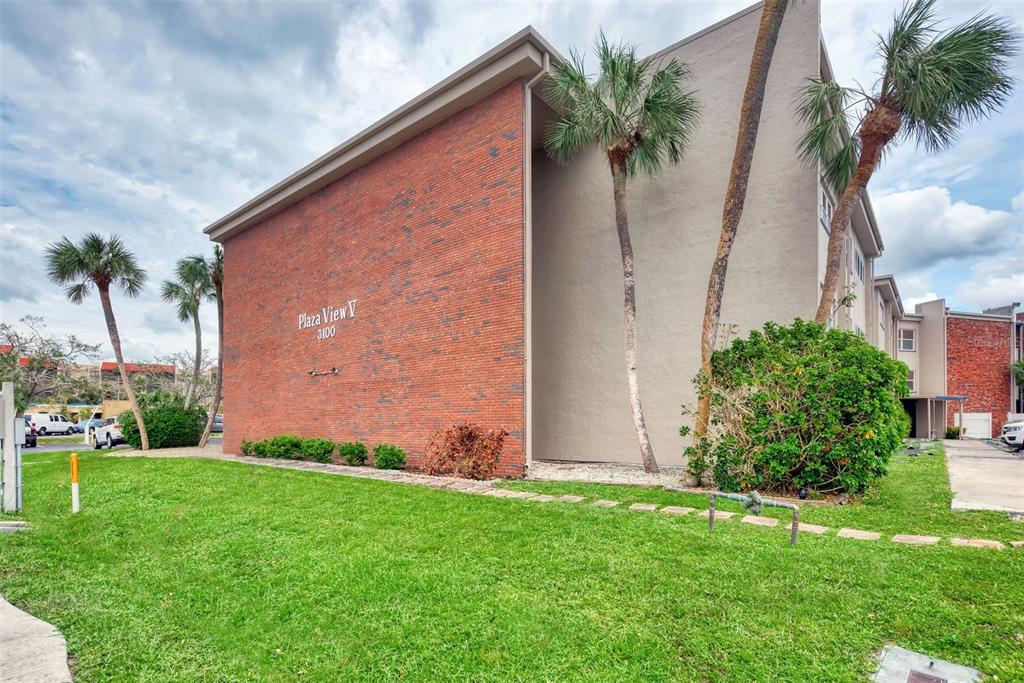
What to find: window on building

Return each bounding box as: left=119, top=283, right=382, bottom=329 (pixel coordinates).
left=820, top=186, right=834, bottom=234
left=879, top=300, right=886, bottom=329
left=907, top=370, right=916, bottom=393
left=898, top=328, right=916, bottom=352
left=854, top=251, right=864, bottom=281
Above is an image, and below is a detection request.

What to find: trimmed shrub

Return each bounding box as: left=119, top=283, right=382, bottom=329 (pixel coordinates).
left=265, top=435, right=304, bottom=459
left=682, top=319, right=909, bottom=495
left=120, top=403, right=207, bottom=450
left=338, top=441, right=368, bottom=466
left=373, top=443, right=406, bottom=470
left=423, top=421, right=507, bottom=479
left=240, top=439, right=255, bottom=456
left=945, top=426, right=964, bottom=439
left=251, top=439, right=271, bottom=458
left=301, top=438, right=335, bottom=463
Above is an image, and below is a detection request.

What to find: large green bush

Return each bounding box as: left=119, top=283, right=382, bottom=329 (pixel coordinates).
left=120, top=401, right=207, bottom=450
left=682, top=320, right=909, bottom=494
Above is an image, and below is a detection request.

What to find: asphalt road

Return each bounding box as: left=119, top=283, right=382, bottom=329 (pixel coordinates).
left=26, top=436, right=223, bottom=454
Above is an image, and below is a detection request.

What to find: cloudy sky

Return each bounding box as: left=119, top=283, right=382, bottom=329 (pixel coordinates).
left=1, top=0, right=1022, bottom=361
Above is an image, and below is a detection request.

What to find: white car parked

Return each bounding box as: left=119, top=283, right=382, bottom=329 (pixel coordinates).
left=92, top=416, right=125, bottom=449
left=1001, top=419, right=1024, bottom=451
left=24, top=412, right=76, bottom=436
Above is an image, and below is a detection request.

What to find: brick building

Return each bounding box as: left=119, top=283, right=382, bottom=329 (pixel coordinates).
left=875, top=280, right=1020, bottom=439
left=205, top=3, right=917, bottom=472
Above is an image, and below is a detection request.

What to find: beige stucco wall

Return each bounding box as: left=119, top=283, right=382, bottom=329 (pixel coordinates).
left=530, top=2, right=822, bottom=464
left=916, top=299, right=947, bottom=397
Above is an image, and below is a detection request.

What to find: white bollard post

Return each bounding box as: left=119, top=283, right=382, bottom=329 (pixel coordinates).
left=70, top=453, right=80, bottom=514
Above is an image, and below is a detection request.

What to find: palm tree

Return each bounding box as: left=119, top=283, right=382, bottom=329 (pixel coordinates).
left=198, top=247, right=223, bottom=448
left=799, top=0, right=1016, bottom=324
left=161, top=256, right=213, bottom=409
left=544, top=34, right=700, bottom=473
left=694, top=0, right=788, bottom=450
left=45, top=233, right=150, bottom=450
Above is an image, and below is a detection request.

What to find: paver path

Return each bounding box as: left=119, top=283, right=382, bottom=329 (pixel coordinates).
left=98, top=445, right=1022, bottom=550
left=0, top=595, right=72, bottom=683
left=943, top=439, right=1024, bottom=514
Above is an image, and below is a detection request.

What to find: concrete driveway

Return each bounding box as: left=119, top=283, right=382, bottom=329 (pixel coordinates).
left=944, top=438, right=1024, bottom=514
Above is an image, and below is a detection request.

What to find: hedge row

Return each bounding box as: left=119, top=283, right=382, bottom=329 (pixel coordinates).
left=239, top=435, right=406, bottom=470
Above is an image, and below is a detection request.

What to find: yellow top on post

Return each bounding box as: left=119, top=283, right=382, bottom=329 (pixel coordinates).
left=70, top=453, right=79, bottom=484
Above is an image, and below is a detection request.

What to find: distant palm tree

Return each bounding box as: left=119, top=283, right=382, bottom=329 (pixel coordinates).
left=197, top=247, right=223, bottom=448
left=161, top=256, right=213, bottom=409
left=544, top=34, right=700, bottom=473
left=694, top=0, right=788, bottom=450
left=45, top=233, right=150, bottom=450
left=798, top=0, right=1017, bottom=324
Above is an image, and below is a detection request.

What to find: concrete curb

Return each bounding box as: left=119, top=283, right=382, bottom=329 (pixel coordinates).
left=0, top=595, right=73, bottom=683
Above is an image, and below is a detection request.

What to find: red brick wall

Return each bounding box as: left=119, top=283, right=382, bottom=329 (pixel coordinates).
left=945, top=316, right=1011, bottom=437
left=221, top=80, right=526, bottom=477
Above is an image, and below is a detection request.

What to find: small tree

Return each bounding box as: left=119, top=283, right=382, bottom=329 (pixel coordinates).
left=798, top=0, right=1017, bottom=323
left=45, top=233, right=151, bottom=449
left=161, top=256, right=213, bottom=409
left=198, top=246, right=223, bottom=447
left=0, top=315, right=101, bottom=414
left=544, top=34, right=700, bottom=473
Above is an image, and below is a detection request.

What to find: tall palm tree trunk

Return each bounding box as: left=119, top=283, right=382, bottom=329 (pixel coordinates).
left=813, top=105, right=900, bottom=323
left=185, top=313, right=201, bottom=409
left=98, top=285, right=149, bottom=450
left=695, top=0, right=787, bottom=446
left=200, top=280, right=223, bottom=447
left=611, top=164, right=658, bottom=474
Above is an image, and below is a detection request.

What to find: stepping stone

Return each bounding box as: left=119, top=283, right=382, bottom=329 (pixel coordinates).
left=1011, top=540, right=1024, bottom=549
left=698, top=510, right=734, bottom=520
left=480, top=488, right=512, bottom=497
left=950, top=538, right=1004, bottom=549
left=659, top=506, right=695, bottom=516
left=741, top=515, right=778, bottom=527
left=592, top=499, right=620, bottom=508
left=0, top=521, right=29, bottom=534
left=504, top=490, right=536, bottom=499
left=785, top=522, right=828, bottom=534
left=629, top=503, right=658, bottom=512
left=558, top=495, right=584, bottom=503
left=891, top=534, right=941, bottom=546
left=837, top=528, right=881, bottom=541
left=528, top=495, right=557, bottom=502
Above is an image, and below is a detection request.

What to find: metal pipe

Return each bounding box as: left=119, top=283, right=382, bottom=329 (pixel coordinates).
left=707, top=491, right=801, bottom=545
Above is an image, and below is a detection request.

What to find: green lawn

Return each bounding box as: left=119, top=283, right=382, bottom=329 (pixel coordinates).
left=499, top=445, right=1024, bottom=540
left=1, top=450, right=1022, bottom=681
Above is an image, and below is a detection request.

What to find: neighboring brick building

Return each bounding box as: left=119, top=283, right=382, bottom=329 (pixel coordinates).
left=876, top=282, right=1019, bottom=439
left=945, top=315, right=1013, bottom=437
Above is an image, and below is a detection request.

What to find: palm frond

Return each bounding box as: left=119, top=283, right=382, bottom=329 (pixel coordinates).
left=878, top=0, right=938, bottom=99
left=898, top=13, right=1018, bottom=152
left=795, top=79, right=861, bottom=191
left=45, top=236, right=88, bottom=286
left=65, top=282, right=91, bottom=305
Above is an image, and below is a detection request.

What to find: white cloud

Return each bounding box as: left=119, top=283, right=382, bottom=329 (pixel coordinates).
left=874, top=186, right=1019, bottom=274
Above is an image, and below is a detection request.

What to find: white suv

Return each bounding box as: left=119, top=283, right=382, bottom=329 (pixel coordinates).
left=1001, top=420, right=1024, bottom=451
left=24, top=413, right=76, bottom=436
left=92, top=416, right=125, bottom=449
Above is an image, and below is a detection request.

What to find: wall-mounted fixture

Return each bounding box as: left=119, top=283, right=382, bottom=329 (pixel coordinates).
left=309, top=367, right=338, bottom=377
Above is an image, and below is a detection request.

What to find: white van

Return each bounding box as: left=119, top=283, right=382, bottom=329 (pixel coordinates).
left=24, top=413, right=76, bottom=435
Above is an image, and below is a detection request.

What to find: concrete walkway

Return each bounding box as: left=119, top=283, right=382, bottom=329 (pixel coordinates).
left=944, top=439, right=1024, bottom=514
left=0, top=595, right=72, bottom=683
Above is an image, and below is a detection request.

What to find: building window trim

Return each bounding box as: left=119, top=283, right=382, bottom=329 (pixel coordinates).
left=898, top=328, right=917, bottom=352
left=906, top=370, right=916, bottom=393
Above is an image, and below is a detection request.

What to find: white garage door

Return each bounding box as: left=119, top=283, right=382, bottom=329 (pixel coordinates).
left=954, top=412, right=992, bottom=439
